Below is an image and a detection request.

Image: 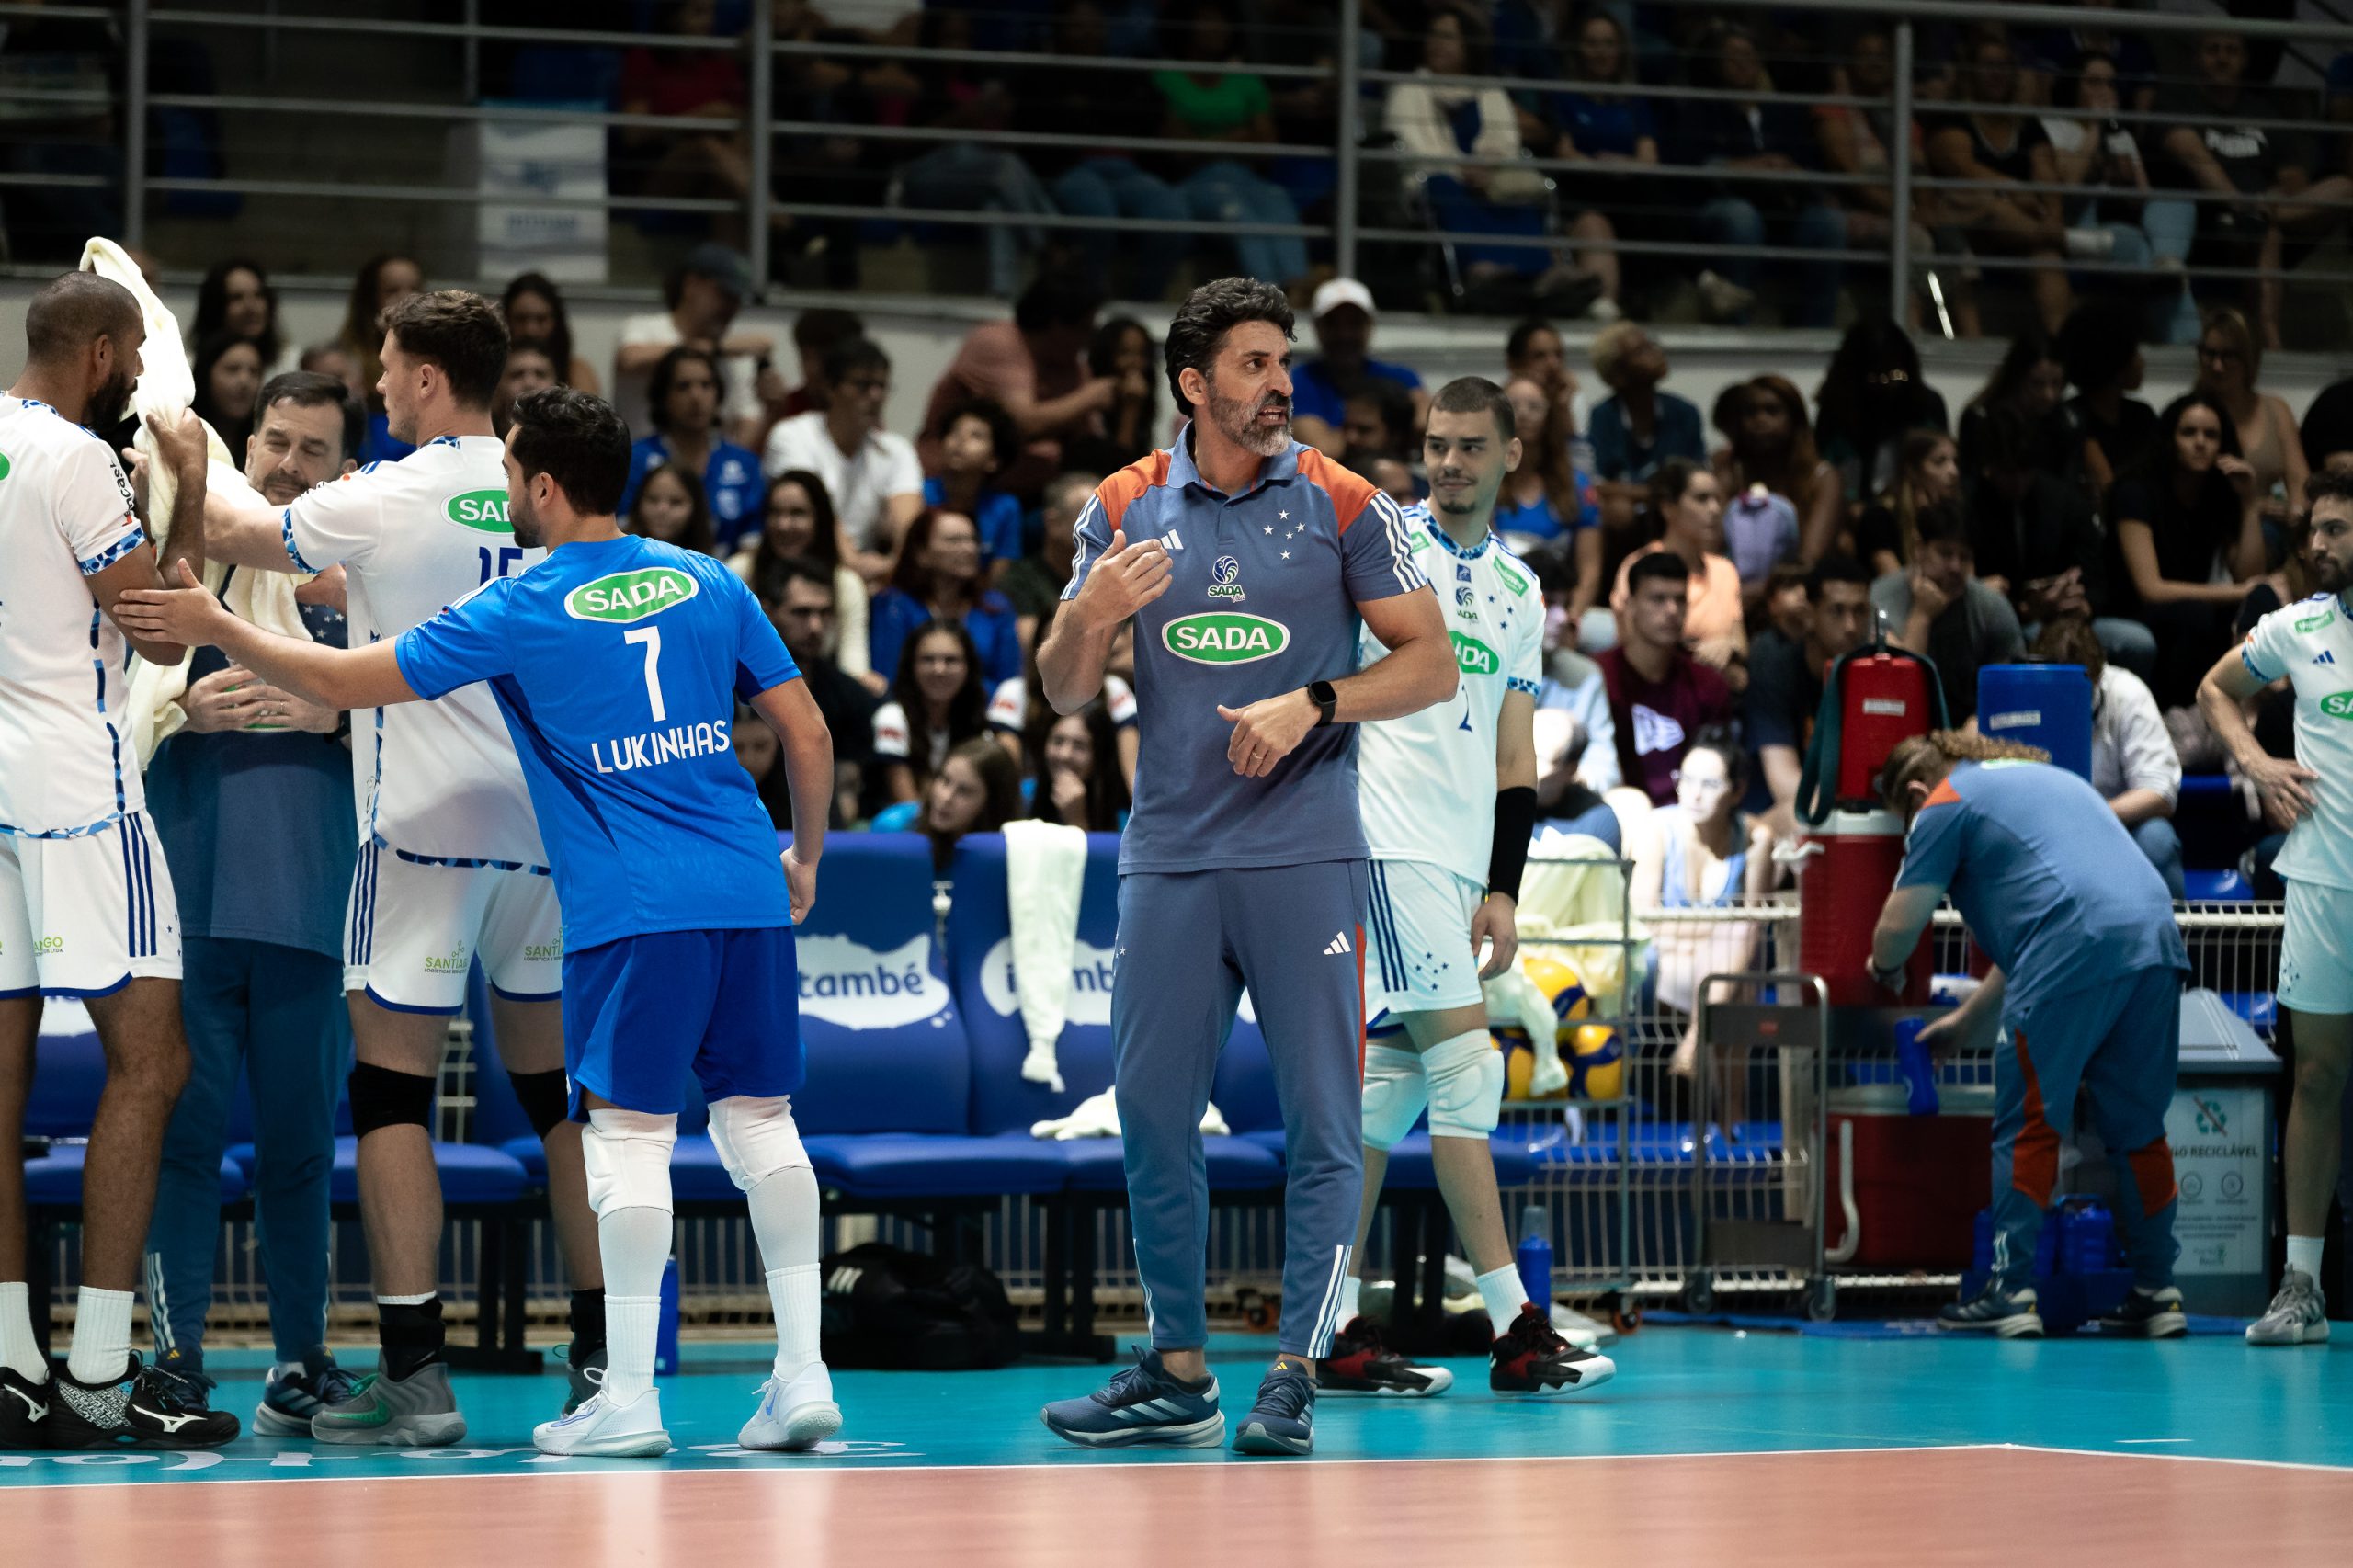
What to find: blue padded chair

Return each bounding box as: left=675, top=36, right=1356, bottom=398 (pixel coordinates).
left=27, top=1019, right=247, bottom=1206
left=791, top=835, right=1068, bottom=1201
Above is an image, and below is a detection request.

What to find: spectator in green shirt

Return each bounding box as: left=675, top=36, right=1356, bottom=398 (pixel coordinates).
left=1153, top=6, right=1311, bottom=287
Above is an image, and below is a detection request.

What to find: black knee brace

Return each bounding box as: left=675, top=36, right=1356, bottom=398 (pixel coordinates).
left=508, top=1069, right=570, bottom=1140
left=348, top=1062, right=437, bottom=1138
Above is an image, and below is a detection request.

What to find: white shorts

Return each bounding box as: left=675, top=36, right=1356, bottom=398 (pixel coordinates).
left=0, top=812, right=181, bottom=998
left=1364, top=858, right=1486, bottom=1022
left=2279, top=878, right=2353, bottom=1017
left=343, top=844, right=563, bottom=1014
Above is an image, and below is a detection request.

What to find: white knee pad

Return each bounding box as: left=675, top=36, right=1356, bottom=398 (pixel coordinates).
left=1360, top=1045, right=1429, bottom=1152
left=706, top=1095, right=811, bottom=1192
left=1424, top=1030, right=1504, bottom=1139
left=582, top=1107, right=678, bottom=1216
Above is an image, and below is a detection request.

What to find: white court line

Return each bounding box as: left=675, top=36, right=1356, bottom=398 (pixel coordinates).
left=0, top=1442, right=2010, bottom=1494
left=2006, top=1443, right=2353, bottom=1477
left=2115, top=1438, right=2192, bottom=1445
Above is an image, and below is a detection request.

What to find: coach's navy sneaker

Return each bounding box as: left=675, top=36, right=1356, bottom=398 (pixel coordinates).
left=1318, top=1317, right=1454, bottom=1397
left=1490, top=1306, right=1617, bottom=1395
left=0, top=1366, right=51, bottom=1449
left=2100, top=1287, right=2188, bottom=1340
left=254, top=1348, right=364, bottom=1437
left=1232, top=1358, right=1316, bottom=1456
left=1041, top=1347, right=1223, bottom=1449
left=1937, top=1284, right=2042, bottom=1338
left=45, top=1355, right=239, bottom=1449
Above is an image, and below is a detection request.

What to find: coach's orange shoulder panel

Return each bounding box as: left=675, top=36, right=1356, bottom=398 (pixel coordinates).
left=1096, top=450, right=1172, bottom=534
left=1294, top=447, right=1378, bottom=532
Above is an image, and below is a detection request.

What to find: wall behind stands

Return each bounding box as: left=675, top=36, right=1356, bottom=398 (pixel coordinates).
left=3, top=277, right=2345, bottom=454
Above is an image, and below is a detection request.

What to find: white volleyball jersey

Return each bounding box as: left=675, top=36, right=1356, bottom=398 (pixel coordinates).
left=1357, top=506, right=1544, bottom=887
left=280, top=434, right=549, bottom=868
left=0, top=396, right=150, bottom=837
left=2241, top=590, right=2353, bottom=893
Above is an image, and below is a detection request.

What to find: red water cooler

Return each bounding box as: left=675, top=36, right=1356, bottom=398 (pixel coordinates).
left=1793, top=811, right=1931, bottom=1007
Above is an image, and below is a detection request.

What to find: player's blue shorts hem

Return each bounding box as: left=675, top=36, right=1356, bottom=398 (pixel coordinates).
left=563, top=926, right=805, bottom=1119
left=490, top=983, right=562, bottom=1004
left=363, top=983, right=463, bottom=1017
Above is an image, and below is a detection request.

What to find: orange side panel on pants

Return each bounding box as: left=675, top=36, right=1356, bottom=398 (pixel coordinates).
left=2127, top=1139, right=2179, bottom=1210
left=2010, top=1029, right=2061, bottom=1204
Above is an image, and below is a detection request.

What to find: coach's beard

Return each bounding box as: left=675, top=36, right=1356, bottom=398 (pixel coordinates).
left=1208, top=384, right=1292, bottom=458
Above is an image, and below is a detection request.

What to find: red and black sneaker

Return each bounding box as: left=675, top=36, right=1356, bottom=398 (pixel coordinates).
left=1490, top=1306, right=1617, bottom=1396
left=1316, top=1317, right=1455, bottom=1398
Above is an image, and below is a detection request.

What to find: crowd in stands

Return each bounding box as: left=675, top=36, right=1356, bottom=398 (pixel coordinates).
left=11, top=2, right=2353, bottom=340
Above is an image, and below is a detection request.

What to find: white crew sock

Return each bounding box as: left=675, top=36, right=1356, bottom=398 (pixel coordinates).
left=2286, top=1235, right=2325, bottom=1291
left=1338, top=1275, right=1362, bottom=1326
left=597, top=1206, right=673, bottom=1404
left=67, top=1286, right=134, bottom=1384
left=742, top=1163, right=823, bottom=1378
left=1475, top=1264, right=1531, bottom=1333
left=0, top=1282, right=46, bottom=1381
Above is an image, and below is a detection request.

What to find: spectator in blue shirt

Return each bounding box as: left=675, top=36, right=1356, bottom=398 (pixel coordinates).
left=923, top=397, right=1025, bottom=575
left=1289, top=278, right=1428, bottom=458
left=1537, top=9, right=1661, bottom=317
left=619, top=345, right=767, bottom=553
left=868, top=506, right=1023, bottom=688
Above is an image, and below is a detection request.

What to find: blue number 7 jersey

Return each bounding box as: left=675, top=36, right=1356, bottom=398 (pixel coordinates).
left=394, top=534, right=800, bottom=950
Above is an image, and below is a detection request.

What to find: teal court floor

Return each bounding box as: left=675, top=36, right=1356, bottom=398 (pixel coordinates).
left=16, top=1328, right=2353, bottom=1566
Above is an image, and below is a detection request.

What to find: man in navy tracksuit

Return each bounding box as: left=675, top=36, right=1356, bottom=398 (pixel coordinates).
left=1035, top=278, right=1456, bottom=1456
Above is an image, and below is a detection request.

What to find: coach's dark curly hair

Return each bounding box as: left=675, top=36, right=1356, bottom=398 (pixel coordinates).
left=1164, top=277, right=1295, bottom=410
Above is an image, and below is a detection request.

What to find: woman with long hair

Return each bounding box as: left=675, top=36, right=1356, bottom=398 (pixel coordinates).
left=1813, top=317, right=1949, bottom=506
left=1856, top=429, right=1961, bottom=578
left=868, top=508, right=1021, bottom=687
left=1023, top=702, right=1130, bottom=832
left=2105, top=392, right=2267, bottom=708
left=621, top=344, right=767, bottom=552
left=2060, top=297, right=2157, bottom=494
left=733, top=471, right=874, bottom=689
left=335, top=253, right=424, bottom=407
left=1960, top=325, right=2085, bottom=491
left=2193, top=305, right=2306, bottom=521
left=1713, top=374, right=1841, bottom=567
left=873, top=620, right=990, bottom=808
left=1075, top=316, right=1159, bottom=473
left=623, top=460, right=717, bottom=556
left=1637, top=727, right=1775, bottom=1085
left=499, top=271, right=600, bottom=394
left=914, top=738, right=1024, bottom=869
left=1610, top=459, right=1745, bottom=676
left=191, top=258, right=287, bottom=372
left=1497, top=377, right=1603, bottom=635
left=988, top=598, right=1140, bottom=790
left=189, top=332, right=266, bottom=457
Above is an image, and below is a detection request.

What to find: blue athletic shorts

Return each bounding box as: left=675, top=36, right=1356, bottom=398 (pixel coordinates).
left=563, top=926, right=804, bottom=1118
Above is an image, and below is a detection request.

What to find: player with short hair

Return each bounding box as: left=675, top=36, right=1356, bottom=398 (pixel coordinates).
left=1036, top=278, right=1457, bottom=1457
left=2197, top=470, right=2353, bottom=1346
left=183, top=289, right=603, bottom=1440
left=118, top=386, right=841, bottom=1459
left=0, top=271, right=239, bottom=1449
left=1323, top=378, right=1617, bottom=1399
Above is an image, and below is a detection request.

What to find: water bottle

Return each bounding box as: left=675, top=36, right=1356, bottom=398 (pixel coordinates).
left=1515, top=1205, right=1553, bottom=1312
left=1894, top=1016, right=1940, bottom=1116
left=654, top=1256, right=681, bottom=1378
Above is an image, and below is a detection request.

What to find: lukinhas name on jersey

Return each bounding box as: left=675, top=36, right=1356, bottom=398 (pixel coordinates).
left=592, top=717, right=733, bottom=774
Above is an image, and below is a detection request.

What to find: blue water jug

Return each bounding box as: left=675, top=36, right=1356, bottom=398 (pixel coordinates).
left=654, top=1256, right=681, bottom=1377
left=1977, top=665, right=2093, bottom=778
left=1516, top=1206, right=1552, bottom=1312
left=1894, top=1016, right=1940, bottom=1115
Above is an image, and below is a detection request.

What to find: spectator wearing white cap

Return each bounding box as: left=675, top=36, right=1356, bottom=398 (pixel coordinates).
left=1290, top=278, right=1431, bottom=460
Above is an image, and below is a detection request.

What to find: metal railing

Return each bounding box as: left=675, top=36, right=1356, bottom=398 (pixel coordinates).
left=5, top=0, right=2350, bottom=331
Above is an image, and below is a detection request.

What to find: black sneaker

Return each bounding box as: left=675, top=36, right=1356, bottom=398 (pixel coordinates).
left=2100, top=1286, right=2188, bottom=1340
left=46, top=1355, right=240, bottom=1449
left=254, top=1348, right=365, bottom=1437
left=1489, top=1305, right=1619, bottom=1395
left=554, top=1340, right=607, bottom=1416
left=0, top=1366, right=51, bottom=1449
left=1316, top=1317, right=1455, bottom=1397
left=1936, top=1285, right=2042, bottom=1338
left=1232, top=1358, right=1316, bottom=1456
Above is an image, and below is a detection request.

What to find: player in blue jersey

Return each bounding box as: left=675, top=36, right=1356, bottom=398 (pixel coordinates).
left=1870, top=732, right=2188, bottom=1340
left=1035, top=278, right=1457, bottom=1457
left=115, top=389, right=841, bottom=1457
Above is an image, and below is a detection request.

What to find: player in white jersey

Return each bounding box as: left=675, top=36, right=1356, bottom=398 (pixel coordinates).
left=178, top=290, right=602, bottom=1440
left=2198, top=470, right=2353, bottom=1347
left=0, top=273, right=238, bottom=1449
left=1319, top=380, right=1615, bottom=1400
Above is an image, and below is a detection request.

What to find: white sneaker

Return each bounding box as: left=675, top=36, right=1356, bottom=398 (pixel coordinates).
left=740, top=1364, right=841, bottom=1451
left=532, top=1387, right=672, bottom=1457
left=2246, top=1269, right=2330, bottom=1346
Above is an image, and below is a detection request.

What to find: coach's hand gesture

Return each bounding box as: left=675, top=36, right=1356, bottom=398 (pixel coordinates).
left=1217, top=689, right=1318, bottom=778
left=1071, top=528, right=1171, bottom=632
left=2245, top=752, right=2321, bottom=830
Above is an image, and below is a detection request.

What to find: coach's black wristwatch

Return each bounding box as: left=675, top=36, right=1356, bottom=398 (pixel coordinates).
left=1307, top=679, right=1338, bottom=728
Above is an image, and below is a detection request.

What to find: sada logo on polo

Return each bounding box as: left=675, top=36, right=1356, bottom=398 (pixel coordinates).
left=565, top=566, right=699, bottom=624
left=444, top=490, right=511, bottom=531
left=797, top=934, right=952, bottom=1029
left=1208, top=554, right=1246, bottom=602
left=1164, top=611, right=1289, bottom=664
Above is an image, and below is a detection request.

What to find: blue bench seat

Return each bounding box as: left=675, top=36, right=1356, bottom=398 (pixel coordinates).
left=806, top=1132, right=1074, bottom=1199
left=226, top=1137, right=529, bottom=1207
left=28, top=1144, right=247, bottom=1206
